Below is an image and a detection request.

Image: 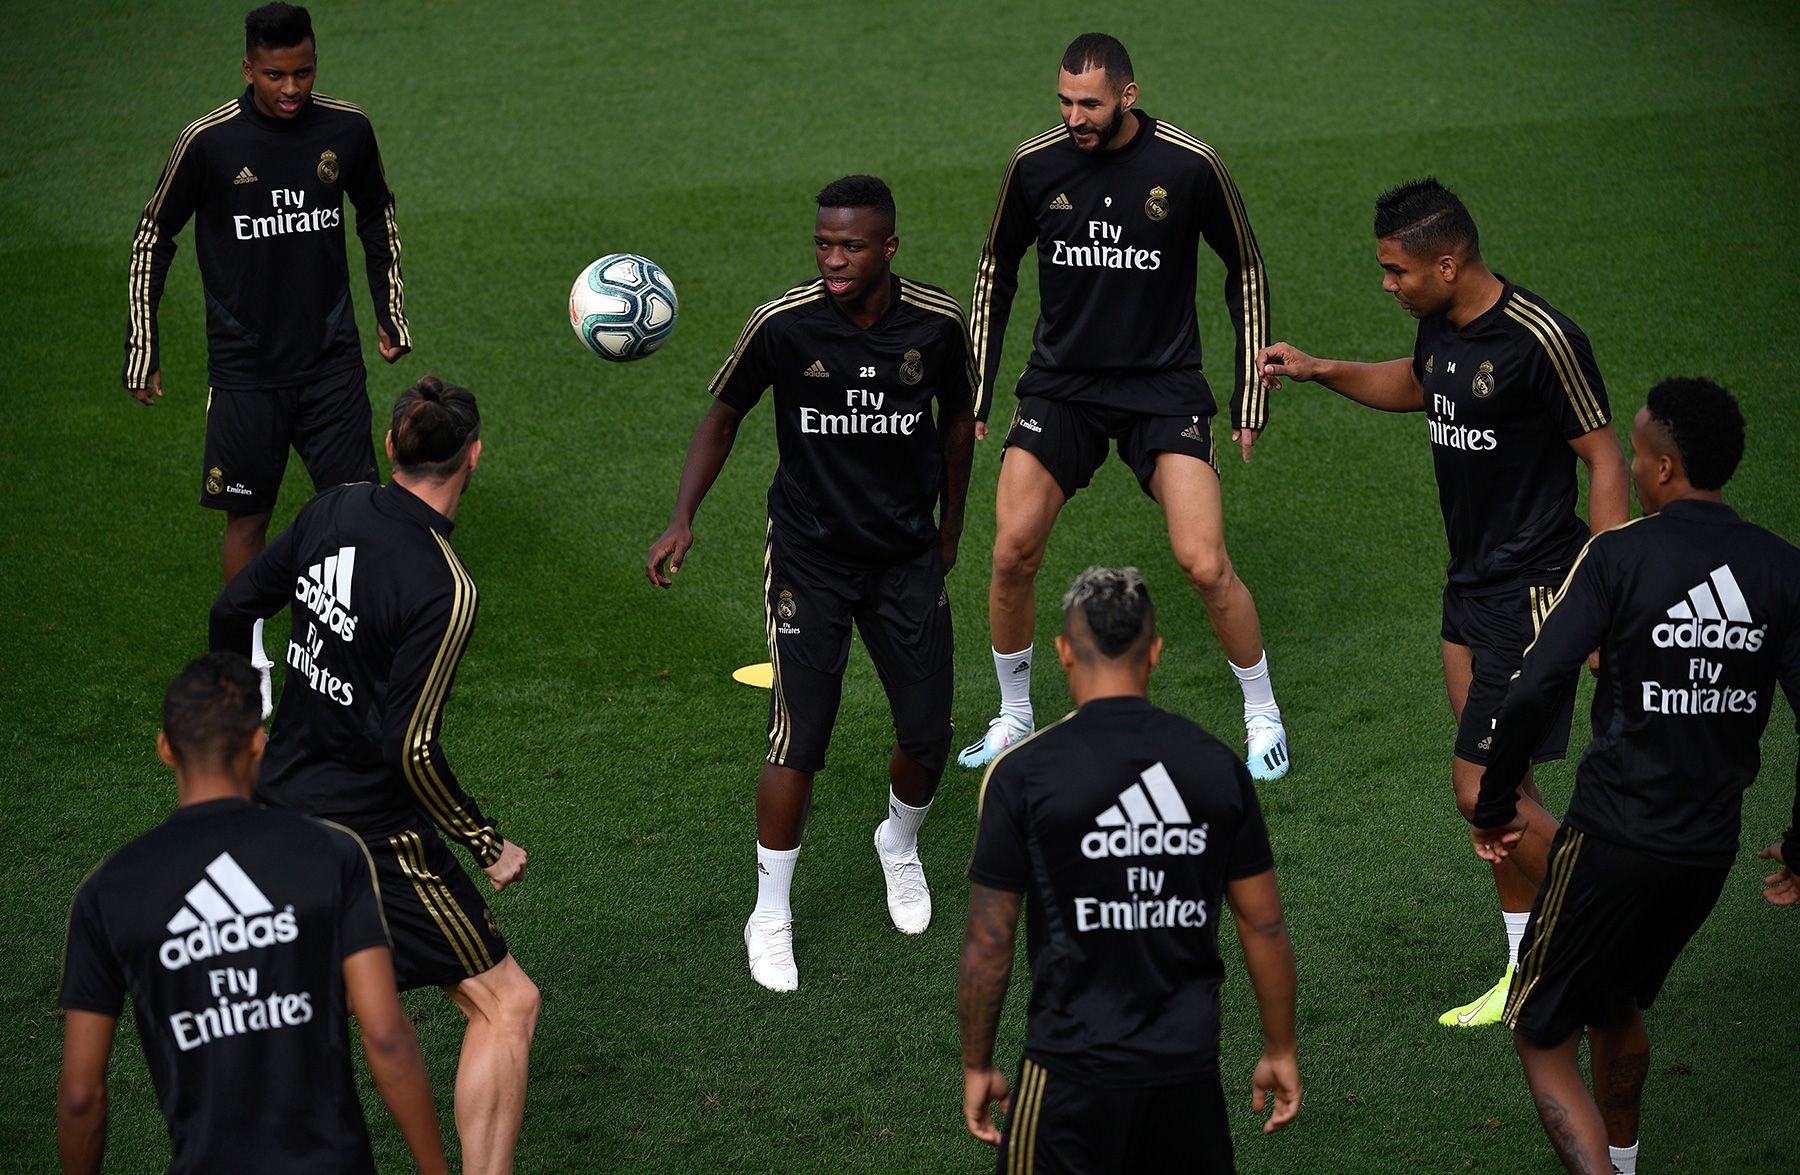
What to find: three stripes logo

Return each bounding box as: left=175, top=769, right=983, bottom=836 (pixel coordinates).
left=1652, top=564, right=1765, bottom=652
left=295, top=546, right=358, bottom=642
left=803, top=359, right=829, bottom=378
left=1081, top=762, right=1210, bottom=859
left=233, top=166, right=258, bottom=185
left=159, top=852, right=298, bottom=971
left=1180, top=416, right=1204, bottom=441
left=1048, top=192, right=1073, bottom=212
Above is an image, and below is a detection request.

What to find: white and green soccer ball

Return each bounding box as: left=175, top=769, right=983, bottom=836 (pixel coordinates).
left=569, top=253, right=678, bottom=362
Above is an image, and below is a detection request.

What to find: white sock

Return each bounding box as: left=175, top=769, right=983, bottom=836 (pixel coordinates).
left=1230, top=652, right=1281, bottom=721
left=995, top=646, right=1034, bottom=725
left=754, top=843, right=800, bottom=921
left=1609, top=1141, right=1638, bottom=1174
left=880, top=791, right=932, bottom=853
left=1504, top=910, right=1530, bottom=969
left=250, top=618, right=272, bottom=669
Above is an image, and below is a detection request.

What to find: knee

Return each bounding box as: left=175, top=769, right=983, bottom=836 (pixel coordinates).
left=1175, top=543, right=1234, bottom=598
left=505, top=973, right=541, bottom=1040
left=225, top=512, right=271, bottom=541
left=991, top=529, right=1046, bottom=583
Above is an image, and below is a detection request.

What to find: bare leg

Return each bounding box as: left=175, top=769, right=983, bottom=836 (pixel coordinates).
left=988, top=448, right=1065, bottom=657
left=1445, top=641, right=1559, bottom=903
left=1149, top=452, right=1265, bottom=667
left=1516, top=1030, right=1611, bottom=1174
left=222, top=510, right=272, bottom=581
left=756, top=763, right=814, bottom=850
left=889, top=746, right=940, bottom=809
left=445, top=955, right=540, bottom=1175
left=1588, top=995, right=1649, bottom=1149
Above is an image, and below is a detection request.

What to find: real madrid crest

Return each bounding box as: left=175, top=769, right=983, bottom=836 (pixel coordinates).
left=1144, top=185, right=1169, bottom=222
left=1472, top=359, right=1495, bottom=398
left=205, top=467, right=224, bottom=496
left=777, top=590, right=798, bottom=621
left=316, top=149, right=340, bottom=183
left=898, top=348, right=923, bottom=386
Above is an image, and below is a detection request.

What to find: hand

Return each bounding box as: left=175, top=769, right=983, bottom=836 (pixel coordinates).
left=939, top=528, right=962, bottom=578
left=483, top=839, right=526, bottom=892
left=1232, top=426, right=1260, bottom=464
left=1255, top=341, right=1321, bottom=390
left=377, top=325, right=410, bottom=364
left=1587, top=648, right=1601, bottom=677
left=961, top=1063, right=1010, bottom=1146
left=1759, top=843, right=1797, bottom=906
left=1471, top=813, right=1528, bottom=862
left=974, top=420, right=990, bottom=441
left=127, top=369, right=164, bottom=406
left=646, top=523, right=694, bottom=588
left=1251, top=1050, right=1301, bottom=1134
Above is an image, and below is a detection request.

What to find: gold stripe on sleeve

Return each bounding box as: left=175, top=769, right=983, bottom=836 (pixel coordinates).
left=398, top=533, right=495, bottom=857
left=1502, top=294, right=1606, bottom=432
left=1155, top=123, right=1270, bottom=428
left=126, top=102, right=240, bottom=388
left=709, top=282, right=826, bottom=396
left=970, top=127, right=1064, bottom=409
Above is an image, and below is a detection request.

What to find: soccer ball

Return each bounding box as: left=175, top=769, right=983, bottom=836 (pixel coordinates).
left=569, top=253, right=678, bottom=361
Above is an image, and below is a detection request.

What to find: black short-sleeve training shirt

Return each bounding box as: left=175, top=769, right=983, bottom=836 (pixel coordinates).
left=59, top=799, right=389, bottom=1173
left=709, top=274, right=976, bottom=564
left=969, top=696, right=1274, bottom=1087
left=1412, top=279, right=1611, bottom=594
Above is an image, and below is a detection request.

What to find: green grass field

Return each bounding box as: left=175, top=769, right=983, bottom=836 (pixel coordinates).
left=5, top=1, right=1798, bottom=1170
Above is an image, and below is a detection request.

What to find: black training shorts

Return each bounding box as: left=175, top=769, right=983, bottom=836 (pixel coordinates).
left=1443, top=581, right=1575, bottom=765
left=995, top=1055, right=1235, bottom=1175
left=1505, top=826, right=1728, bottom=1046
left=201, top=365, right=377, bottom=514
left=763, top=524, right=954, bottom=775
left=1002, top=391, right=1217, bottom=501
left=368, top=823, right=509, bottom=991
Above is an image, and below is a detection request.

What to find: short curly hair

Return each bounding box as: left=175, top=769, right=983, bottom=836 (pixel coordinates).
left=816, top=175, right=895, bottom=235
left=1644, top=377, right=1744, bottom=491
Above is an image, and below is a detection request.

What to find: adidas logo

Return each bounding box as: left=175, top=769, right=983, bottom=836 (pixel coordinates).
left=296, top=546, right=358, bottom=641
left=1011, top=660, right=1030, bottom=674
left=1049, top=193, right=1073, bottom=211
left=1180, top=423, right=1204, bottom=441
left=1653, top=564, right=1765, bottom=652
left=159, top=852, right=298, bottom=971
left=1477, top=736, right=1492, bottom=751
left=803, top=359, right=829, bottom=378
left=233, top=166, right=258, bottom=185
left=1081, top=762, right=1209, bottom=859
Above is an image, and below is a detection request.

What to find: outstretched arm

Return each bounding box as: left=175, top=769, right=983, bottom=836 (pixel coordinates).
left=1256, top=343, right=1424, bottom=413
left=646, top=398, right=744, bottom=587
left=958, top=883, right=1022, bottom=1146
left=1227, top=868, right=1300, bottom=1135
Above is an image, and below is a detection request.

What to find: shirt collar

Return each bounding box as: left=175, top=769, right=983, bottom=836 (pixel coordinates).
left=378, top=480, right=455, bottom=535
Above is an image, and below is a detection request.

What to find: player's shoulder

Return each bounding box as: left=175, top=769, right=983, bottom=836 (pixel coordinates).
left=896, top=276, right=969, bottom=327
left=1005, top=124, right=1068, bottom=167
left=309, top=92, right=374, bottom=128
left=171, top=98, right=247, bottom=151
left=744, top=279, right=827, bottom=330
left=1142, top=117, right=1228, bottom=173
left=1498, top=281, right=1590, bottom=337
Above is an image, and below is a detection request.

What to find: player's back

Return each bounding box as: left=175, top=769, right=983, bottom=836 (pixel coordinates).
left=971, top=696, right=1273, bottom=1084
left=255, top=480, right=474, bottom=836
left=1570, top=499, right=1800, bottom=864
left=59, top=800, right=383, bottom=1173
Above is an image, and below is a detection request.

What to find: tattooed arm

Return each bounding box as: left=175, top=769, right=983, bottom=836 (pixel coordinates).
left=958, top=883, right=1023, bottom=1146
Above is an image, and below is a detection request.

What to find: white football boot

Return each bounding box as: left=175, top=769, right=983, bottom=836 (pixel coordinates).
left=744, top=912, right=798, bottom=992
left=874, top=821, right=931, bottom=934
